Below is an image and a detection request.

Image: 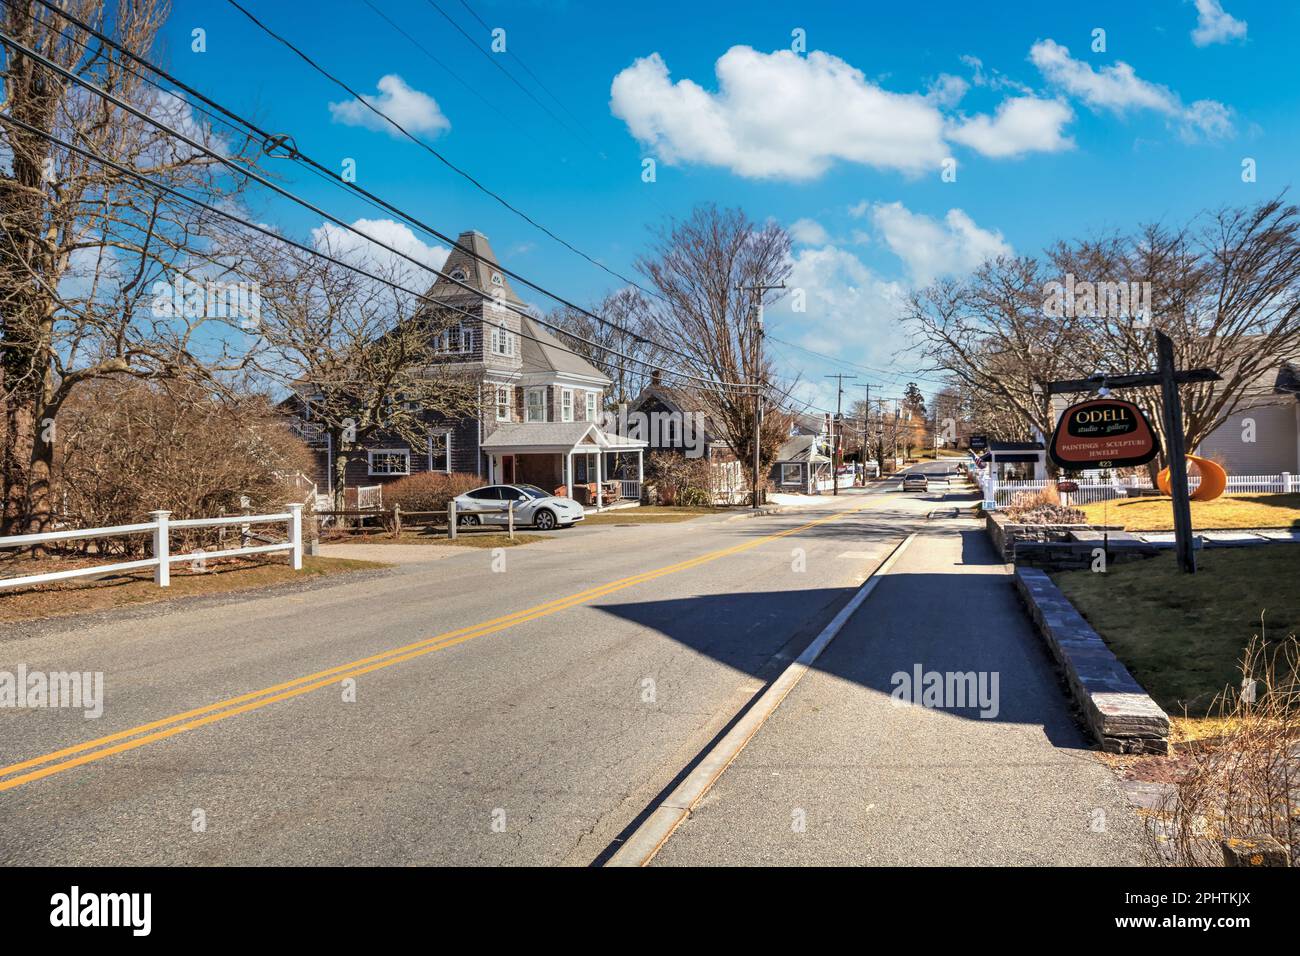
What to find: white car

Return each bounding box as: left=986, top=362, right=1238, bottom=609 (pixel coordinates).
left=452, top=484, right=585, bottom=531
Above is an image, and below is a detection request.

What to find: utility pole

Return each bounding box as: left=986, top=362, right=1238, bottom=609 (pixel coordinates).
left=825, top=374, right=857, bottom=495
left=737, top=282, right=785, bottom=510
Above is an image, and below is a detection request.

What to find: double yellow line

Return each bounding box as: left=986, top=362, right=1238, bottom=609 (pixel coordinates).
left=0, top=498, right=883, bottom=793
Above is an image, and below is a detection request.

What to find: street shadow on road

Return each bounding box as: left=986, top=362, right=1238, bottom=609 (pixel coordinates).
left=590, top=527, right=1088, bottom=751
left=589, top=527, right=1092, bottom=864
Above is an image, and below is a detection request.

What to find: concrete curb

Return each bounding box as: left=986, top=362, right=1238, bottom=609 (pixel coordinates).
left=1013, top=567, right=1170, bottom=755
left=605, top=532, right=919, bottom=866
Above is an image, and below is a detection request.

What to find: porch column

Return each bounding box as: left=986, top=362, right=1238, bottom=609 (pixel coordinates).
left=565, top=451, right=573, bottom=496
left=595, top=450, right=604, bottom=509
left=488, top=454, right=495, bottom=483
left=637, top=449, right=643, bottom=487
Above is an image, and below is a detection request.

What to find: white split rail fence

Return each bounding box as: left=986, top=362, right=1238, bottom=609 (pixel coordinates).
left=0, top=504, right=303, bottom=593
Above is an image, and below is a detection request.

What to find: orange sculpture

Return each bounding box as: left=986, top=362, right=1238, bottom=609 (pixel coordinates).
left=1156, top=455, right=1227, bottom=501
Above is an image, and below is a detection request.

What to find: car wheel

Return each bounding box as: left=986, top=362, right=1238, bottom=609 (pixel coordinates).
left=534, top=509, right=556, bottom=531
left=458, top=513, right=480, bottom=527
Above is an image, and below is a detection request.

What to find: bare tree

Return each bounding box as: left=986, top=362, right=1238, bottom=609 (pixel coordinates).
left=0, top=0, right=259, bottom=536
left=247, top=242, right=478, bottom=510
left=903, top=257, right=1095, bottom=459
left=1050, top=196, right=1300, bottom=468
left=545, top=286, right=660, bottom=406
left=636, top=204, right=792, bottom=492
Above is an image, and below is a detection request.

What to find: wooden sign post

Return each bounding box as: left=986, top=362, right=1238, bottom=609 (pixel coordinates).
left=1048, top=331, right=1220, bottom=574
left=1156, top=333, right=1197, bottom=573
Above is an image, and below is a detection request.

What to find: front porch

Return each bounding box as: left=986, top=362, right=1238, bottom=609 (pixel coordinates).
left=481, top=422, right=648, bottom=510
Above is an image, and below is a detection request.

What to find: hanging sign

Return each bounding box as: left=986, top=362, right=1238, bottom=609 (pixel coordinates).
left=1049, top=398, right=1159, bottom=469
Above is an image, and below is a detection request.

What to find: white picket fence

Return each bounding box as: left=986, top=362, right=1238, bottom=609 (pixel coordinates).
left=978, top=473, right=1297, bottom=507
left=0, top=505, right=303, bottom=592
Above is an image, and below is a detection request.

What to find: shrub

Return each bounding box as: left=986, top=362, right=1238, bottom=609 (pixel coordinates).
left=646, top=452, right=717, bottom=506
left=55, top=380, right=311, bottom=555
left=383, top=471, right=481, bottom=513
left=1158, top=636, right=1300, bottom=867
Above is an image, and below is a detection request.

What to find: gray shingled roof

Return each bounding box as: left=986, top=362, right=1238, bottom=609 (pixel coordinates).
left=427, top=230, right=526, bottom=307
left=776, top=434, right=829, bottom=463
left=482, top=421, right=644, bottom=450
left=519, top=315, right=610, bottom=382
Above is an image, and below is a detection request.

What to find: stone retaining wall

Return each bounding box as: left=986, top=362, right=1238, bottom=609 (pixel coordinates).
left=1014, top=567, right=1170, bottom=754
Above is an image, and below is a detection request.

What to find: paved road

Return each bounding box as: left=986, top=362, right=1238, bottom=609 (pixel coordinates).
left=649, top=515, right=1144, bottom=866
left=1, top=482, right=934, bottom=865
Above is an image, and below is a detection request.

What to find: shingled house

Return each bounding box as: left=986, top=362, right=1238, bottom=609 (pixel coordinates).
left=293, top=230, right=646, bottom=507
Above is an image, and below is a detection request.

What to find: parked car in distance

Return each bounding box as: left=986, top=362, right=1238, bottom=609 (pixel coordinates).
left=900, top=474, right=929, bottom=492
left=453, top=484, right=585, bottom=530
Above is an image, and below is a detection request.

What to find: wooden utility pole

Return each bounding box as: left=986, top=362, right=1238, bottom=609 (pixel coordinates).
left=825, top=373, right=856, bottom=495
left=737, top=283, right=784, bottom=510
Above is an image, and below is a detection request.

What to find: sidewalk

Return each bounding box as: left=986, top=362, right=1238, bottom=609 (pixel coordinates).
left=650, top=519, right=1145, bottom=865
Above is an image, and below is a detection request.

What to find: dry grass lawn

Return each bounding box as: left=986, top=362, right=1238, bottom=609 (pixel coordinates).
left=1079, top=494, right=1300, bottom=531
left=0, top=553, right=385, bottom=625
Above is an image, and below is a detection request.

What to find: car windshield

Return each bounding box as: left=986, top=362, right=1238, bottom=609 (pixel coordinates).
left=514, top=484, right=550, bottom=499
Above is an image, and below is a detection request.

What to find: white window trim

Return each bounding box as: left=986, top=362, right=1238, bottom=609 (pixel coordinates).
left=526, top=387, right=546, bottom=423
left=490, top=323, right=515, bottom=357
left=585, top=392, right=597, bottom=423
left=561, top=388, right=574, bottom=423
left=427, top=431, right=452, bottom=473
left=780, top=463, right=802, bottom=485
left=495, top=386, right=511, bottom=422
left=368, top=448, right=411, bottom=477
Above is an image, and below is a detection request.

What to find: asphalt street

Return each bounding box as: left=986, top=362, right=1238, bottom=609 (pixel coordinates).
left=0, top=476, right=930, bottom=865
left=0, top=459, right=1142, bottom=866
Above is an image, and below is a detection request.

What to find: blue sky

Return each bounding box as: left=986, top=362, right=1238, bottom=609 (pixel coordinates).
left=168, top=0, right=1296, bottom=410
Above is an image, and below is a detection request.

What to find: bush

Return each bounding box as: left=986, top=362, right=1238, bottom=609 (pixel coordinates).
left=55, top=380, right=311, bottom=555
left=1158, top=636, right=1300, bottom=867
left=646, top=452, right=718, bottom=506
left=383, top=472, right=481, bottom=513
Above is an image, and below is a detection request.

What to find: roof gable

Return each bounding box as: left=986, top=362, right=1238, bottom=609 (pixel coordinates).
left=426, top=230, right=526, bottom=308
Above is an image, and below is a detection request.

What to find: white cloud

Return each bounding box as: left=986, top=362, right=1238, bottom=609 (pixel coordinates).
left=329, top=75, right=450, bottom=138
left=947, top=95, right=1074, bottom=158
left=770, top=243, right=910, bottom=371
left=790, top=218, right=830, bottom=246
left=611, top=46, right=1077, bottom=180
left=1029, top=38, right=1233, bottom=140
left=926, top=73, right=969, bottom=109
left=869, top=202, right=1012, bottom=284
left=311, top=218, right=449, bottom=284
left=610, top=47, right=948, bottom=179
left=1191, top=0, right=1247, bottom=47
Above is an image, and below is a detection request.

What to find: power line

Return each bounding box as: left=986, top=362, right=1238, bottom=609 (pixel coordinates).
left=766, top=333, right=949, bottom=389
left=454, top=0, right=597, bottom=143
left=24, top=0, right=672, bottom=362
left=353, top=0, right=553, bottom=155
left=4, top=12, right=719, bottom=383
left=0, top=109, right=751, bottom=396
left=418, top=0, right=598, bottom=154
left=222, top=0, right=664, bottom=303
